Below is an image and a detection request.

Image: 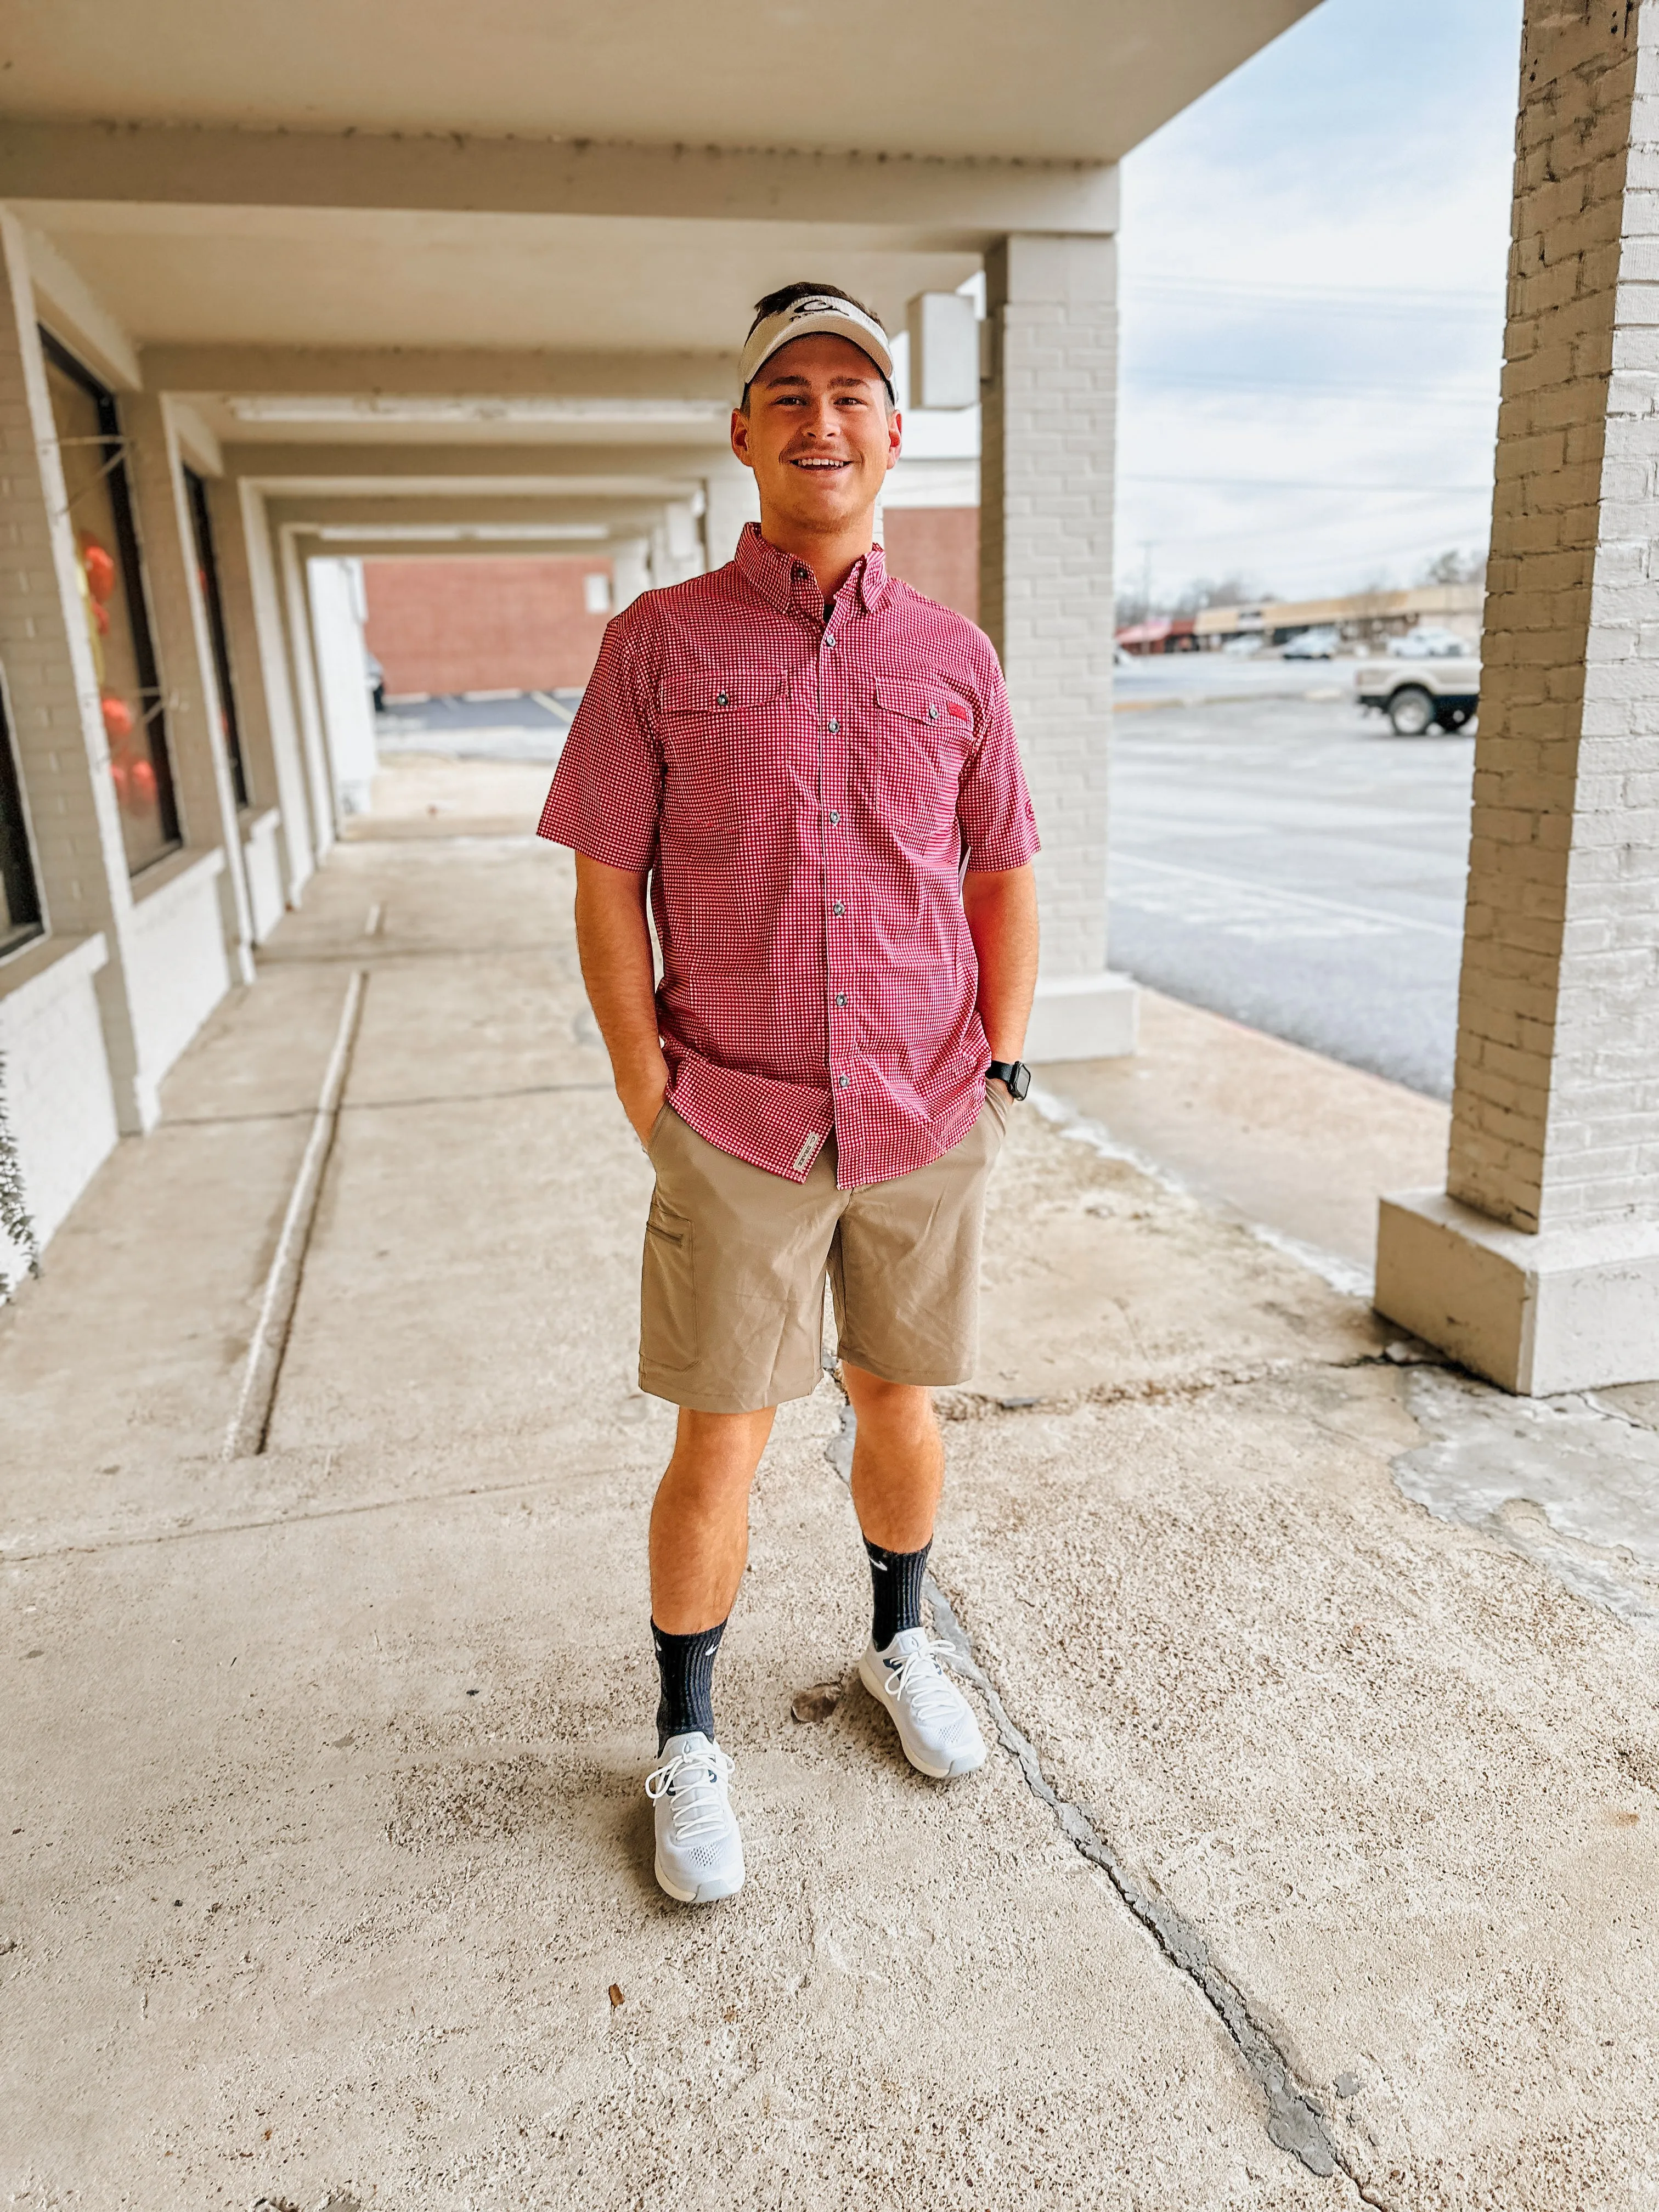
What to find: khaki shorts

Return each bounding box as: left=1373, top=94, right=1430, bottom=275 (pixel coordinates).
left=639, top=1092, right=1008, bottom=1413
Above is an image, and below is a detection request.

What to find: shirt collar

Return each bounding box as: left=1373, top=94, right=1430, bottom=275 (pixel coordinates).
left=733, top=522, right=891, bottom=619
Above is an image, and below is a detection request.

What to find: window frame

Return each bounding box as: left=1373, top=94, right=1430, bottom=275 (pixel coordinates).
left=0, top=668, right=44, bottom=961
left=39, top=326, right=182, bottom=867
left=181, top=463, right=251, bottom=810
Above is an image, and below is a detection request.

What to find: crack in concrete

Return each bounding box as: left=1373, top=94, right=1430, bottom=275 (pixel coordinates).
left=162, top=1080, right=613, bottom=1130
left=825, top=1396, right=1378, bottom=2196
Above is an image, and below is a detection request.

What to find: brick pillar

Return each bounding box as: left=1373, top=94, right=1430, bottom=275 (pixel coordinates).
left=1376, top=0, right=1659, bottom=1392
left=980, top=233, right=1136, bottom=1060
left=122, top=393, right=255, bottom=983
left=0, top=211, right=156, bottom=1131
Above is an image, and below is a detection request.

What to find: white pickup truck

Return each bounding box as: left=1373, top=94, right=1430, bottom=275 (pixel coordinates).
left=1354, top=651, right=1480, bottom=736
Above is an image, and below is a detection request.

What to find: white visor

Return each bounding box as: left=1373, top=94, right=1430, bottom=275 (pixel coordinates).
left=739, top=295, right=894, bottom=399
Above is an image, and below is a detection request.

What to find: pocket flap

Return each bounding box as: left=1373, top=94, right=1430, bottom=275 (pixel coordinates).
left=874, top=678, right=960, bottom=727
left=659, top=669, right=786, bottom=714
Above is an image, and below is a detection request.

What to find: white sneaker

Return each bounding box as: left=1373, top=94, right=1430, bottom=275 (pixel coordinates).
left=646, top=1731, right=744, bottom=1903
left=859, top=1627, right=987, bottom=1779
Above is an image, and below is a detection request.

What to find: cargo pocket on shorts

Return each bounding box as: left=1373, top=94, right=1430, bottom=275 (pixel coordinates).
left=641, top=1192, right=697, bottom=1371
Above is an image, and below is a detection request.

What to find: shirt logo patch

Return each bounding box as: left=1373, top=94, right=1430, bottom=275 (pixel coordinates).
left=946, top=701, right=971, bottom=723
left=793, top=1134, right=822, bottom=1173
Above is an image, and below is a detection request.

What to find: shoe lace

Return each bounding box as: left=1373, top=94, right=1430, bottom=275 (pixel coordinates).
left=645, top=1742, right=735, bottom=1840
left=881, top=1639, right=963, bottom=1726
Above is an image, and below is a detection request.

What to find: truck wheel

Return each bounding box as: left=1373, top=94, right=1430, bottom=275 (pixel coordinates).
left=1389, top=686, right=1435, bottom=736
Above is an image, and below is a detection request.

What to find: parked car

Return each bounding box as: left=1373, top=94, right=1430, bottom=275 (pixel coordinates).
left=1355, top=650, right=1479, bottom=735
left=1221, top=633, right=1264, bottom=656
left=1388, top=625, right=1473, bottom=659
left=1282, top=626, right=1341, bottom=659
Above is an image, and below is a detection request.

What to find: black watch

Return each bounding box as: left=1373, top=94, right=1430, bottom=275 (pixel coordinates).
left=986, top=1059, right=1031, bottom=1101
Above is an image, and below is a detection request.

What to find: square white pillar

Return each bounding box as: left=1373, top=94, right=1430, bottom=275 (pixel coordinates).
left=1375, top=1, right=1659, bottom=1391
left=980, top=232, right=1136, bottom=1063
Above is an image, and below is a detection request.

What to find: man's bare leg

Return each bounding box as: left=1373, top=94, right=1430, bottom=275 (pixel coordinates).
left=648, top=1407, right=776, bottom=1634
left=841, top=1362, right=943, bottom=1553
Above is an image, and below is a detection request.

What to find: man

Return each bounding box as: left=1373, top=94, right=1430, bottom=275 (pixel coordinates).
left=538, top=281, right=1040, bottom=1904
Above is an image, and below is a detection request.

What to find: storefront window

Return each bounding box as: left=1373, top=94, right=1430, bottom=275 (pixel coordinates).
left=182, top=465, right=250, bottom=810
left=41, top=331, right=179, bottom=875
left=0, top=681, right=43, bottom=956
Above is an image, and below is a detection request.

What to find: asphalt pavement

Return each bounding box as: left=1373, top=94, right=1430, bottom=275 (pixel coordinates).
left=1109, top=692, right=1474, bottom=1097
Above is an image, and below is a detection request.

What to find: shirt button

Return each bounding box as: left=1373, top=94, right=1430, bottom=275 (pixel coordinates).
left=835, top=992, right=848, bottom=1006
left=927, top=703, right=940, bottom=720
left=825, top=634, right=835, bottom=647
left=828, top=810, right=840, bottom=825
left=828, top=719, right=839, bottom=733
left=832, top=900, right=845, bottom=916
left=716, top=691, right=729, bottom=707
left=838, top=1074, right=850, bottom=1088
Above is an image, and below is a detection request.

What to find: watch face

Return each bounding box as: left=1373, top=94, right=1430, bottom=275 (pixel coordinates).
left=1011, top=1063, right=1031, bottom=1099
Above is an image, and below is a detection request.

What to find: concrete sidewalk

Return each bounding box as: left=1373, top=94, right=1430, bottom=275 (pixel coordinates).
left=3, top=756, right=1657, bottom=2211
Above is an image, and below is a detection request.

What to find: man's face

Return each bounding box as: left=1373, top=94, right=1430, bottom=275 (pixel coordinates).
left=731, top=333, right=901, bottom=533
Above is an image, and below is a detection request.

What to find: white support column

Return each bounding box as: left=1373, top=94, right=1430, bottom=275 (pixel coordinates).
left=611, top=537, right=650, bottom=611
left=1375, top=0, right=1659, bottom=1393
left=980, top=232, right=1136, bottom=1061
left=216, top=476, right=317, bottom=907
left=702, top=468, right=760, bottom=571
left=122, top=392, right=255, bottom=984
left=648, top=499, right=702, bottom=589
left=306, top=557, right=377, bottom=818
left=275, top=522, right=336, bottom=860
left=0, top=209, right=155, bottom=1132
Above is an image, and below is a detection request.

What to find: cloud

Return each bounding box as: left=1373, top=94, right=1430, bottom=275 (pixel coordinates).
left=1116, top=0, right=1523, bottom=603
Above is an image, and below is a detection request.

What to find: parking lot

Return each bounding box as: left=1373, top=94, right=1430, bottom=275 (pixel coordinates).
left=1109, top=692, right=1475, bottom=1097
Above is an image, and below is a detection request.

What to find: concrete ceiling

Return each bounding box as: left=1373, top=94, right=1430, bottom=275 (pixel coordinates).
left=9, top=2, right=1321, bottom=165
left=26, top=204, right=983, bottom=357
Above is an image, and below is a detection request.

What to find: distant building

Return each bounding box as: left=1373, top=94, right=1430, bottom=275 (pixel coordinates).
left=1116, top=583, right=1484, bottom=654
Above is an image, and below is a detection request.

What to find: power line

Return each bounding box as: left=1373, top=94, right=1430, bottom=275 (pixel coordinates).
left=1122, top=276, right=1504, bottom=322
left=1122, top=473, right=1492, bottom=493
left=1122, top=368, right=1499, bottom=407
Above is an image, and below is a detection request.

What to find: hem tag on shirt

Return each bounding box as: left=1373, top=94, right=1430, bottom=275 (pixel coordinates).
left=793, top=1134, right=822, bottom=1174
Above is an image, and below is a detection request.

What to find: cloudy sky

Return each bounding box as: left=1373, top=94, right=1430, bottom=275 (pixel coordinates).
left=1115, top=0, right=1525, bottom=609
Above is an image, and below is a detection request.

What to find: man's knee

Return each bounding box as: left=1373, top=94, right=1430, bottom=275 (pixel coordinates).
left=842, top=1363, right=936, bottom=1431
left=664, top=1406, right=774, bottom=1493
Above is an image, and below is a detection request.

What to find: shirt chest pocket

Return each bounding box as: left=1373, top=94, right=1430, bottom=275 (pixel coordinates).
left=864, top=679, right=972, bottom=855
left=657, top=670, right=793, bottom=834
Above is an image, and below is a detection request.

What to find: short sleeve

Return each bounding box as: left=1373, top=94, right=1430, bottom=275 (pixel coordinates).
left=957, top=655, right=1041, bottom=873
left=537, top=611, right=661, bottom=870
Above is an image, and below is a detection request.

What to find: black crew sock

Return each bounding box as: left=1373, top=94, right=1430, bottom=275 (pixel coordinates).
left=651, top=1620, right=725, bottom=1752
left=865, top=1538, right=931, bottom=1651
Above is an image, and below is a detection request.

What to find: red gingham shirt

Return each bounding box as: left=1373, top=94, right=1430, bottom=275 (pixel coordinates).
left=538, top=523, right=1040, bottom=1189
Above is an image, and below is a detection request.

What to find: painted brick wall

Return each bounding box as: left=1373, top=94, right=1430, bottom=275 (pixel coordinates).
left=1448, top=0, right=1659, bottom=1235
left=0, top=936, right=117, bottom=1273
left=363, top=556, right=616, bottom=697
left=980, top=234, right=1116, bottom=980
left=883, top=508, right=979, bottom=623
